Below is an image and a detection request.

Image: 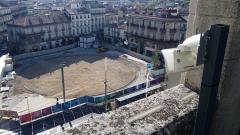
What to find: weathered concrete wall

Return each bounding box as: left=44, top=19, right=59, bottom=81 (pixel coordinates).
left=57, top=85, right=198, bottom=135
left=13, top=44, right=76, bottom=61
left=183, top=0, right=240, bottom=134
left=115, top=47, right=152, bottom=62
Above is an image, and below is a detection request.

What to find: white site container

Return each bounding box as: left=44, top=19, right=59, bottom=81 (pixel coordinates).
left=4, top=58, right=12, bottom=64
left=4, top=64, right=13, bottom=73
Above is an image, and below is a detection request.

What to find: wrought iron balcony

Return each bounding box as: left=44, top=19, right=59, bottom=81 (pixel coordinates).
left=170, top=29, right=177, bottom=33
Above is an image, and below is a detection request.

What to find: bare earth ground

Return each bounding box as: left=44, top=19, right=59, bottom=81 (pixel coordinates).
left=14, top=55, right=141, bottom=98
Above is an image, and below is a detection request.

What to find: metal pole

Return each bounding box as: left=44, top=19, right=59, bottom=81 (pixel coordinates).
left=145, top=71, right=150, bottom=98
left=25, top=97, right=33, bottom=135
left=61, top=64, right=66, bottom=104
left=104, top=57, right=107, bottom=112
left=25, top=97, right=30, bottom=113
left=194, top=24, right=229, bottom=135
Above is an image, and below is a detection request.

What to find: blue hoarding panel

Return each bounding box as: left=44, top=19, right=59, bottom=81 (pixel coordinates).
left=87, top=96, right=94, bottom=103
left=94, top=96, right=104, bottom=104
left=81, top=105, right=91, bottom=115
left=150, top=80, right=155, bottom=86
left=138, top=83, right=146, bottom=89
left=106, top=94, right=111, bottom=100
left=83, top=96, right=89, bottom=102
left=70, top=98, right=80, bottom=107
left=63, top=101, right=71, bottom=109
left=52, top=103, right=62, bottom=113
left=124, top=86, right=136, bottom=94
left=78, top=97, right=85, bottom=104
left=123, top=88, right=130, bottom=94
left=117, top=90, right=124, bottom=97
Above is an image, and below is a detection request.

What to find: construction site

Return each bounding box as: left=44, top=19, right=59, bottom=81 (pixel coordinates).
left=14, top=51, right=142, bottom=98
left=0, top=48, right=151, bottom=115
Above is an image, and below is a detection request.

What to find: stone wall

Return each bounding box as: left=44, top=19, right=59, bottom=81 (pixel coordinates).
left=116, top=47, right=152, bottom=62
left=152, top=109, right=196, bottom=135
left=58, top=85, right=198, bottom=135
left=13, top=44, right=76, bottom=61
left=182, top=0, right=240, bottom=134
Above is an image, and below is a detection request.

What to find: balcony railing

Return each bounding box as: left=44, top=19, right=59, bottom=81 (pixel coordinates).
left=180, top=27, right=186, bottom=32
left=160, top=29, right=166, bottom=33
left=147, top=26, right=157, bottom=31
left=128, top=23, right=139, bottom=27
left=170, top=29, right=177, bottom=33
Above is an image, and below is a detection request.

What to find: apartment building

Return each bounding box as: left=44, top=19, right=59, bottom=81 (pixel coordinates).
left=126, top=13, right=187, bottom=56
left=0, top=7, right=12, bottom=33
left=7, top=12, right=71, bottom=53
left=65, top=8, right=92, bottom=36
left=104, top=24, right=126, bottom=44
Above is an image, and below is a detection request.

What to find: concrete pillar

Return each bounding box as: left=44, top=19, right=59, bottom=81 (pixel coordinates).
left=183, top=0, right=240, bottom=134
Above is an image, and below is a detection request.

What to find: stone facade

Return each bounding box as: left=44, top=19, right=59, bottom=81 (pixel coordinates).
left=126, top=14, right=186, bottom=57
left=65, top=8, right=92, bottom=36
left=104, top=24, right=126, bottom=44
left=0, top=7, right=12, bottom=33
left=7, top=1, right=107, bottom=54
left=7, top=12, right=71, bottom=53
left=66, top=0, right=106, bottom=33
left=0, top=7, right=12, bottom=43
left=90, top=6, right=106, bottom=32
left=105, top=13, right=118, bottom=25
left=9, top=4, right=28, bottom=19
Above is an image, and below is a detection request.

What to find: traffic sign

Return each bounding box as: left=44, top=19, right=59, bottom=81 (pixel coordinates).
left=147, top=63, right=153, bottom=71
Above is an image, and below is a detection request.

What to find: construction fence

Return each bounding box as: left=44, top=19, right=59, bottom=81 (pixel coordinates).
left=19, top=77, right=164, bottom=124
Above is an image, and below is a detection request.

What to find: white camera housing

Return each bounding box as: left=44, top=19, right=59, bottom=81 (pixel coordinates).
left=161, top=34, right=201, bottom=74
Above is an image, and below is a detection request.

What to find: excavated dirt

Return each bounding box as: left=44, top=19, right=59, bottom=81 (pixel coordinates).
left=14, top=55, right=141, bottom=98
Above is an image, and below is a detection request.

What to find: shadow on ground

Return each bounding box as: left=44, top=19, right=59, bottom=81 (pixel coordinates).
left=15, top=52, right=120, bottom=79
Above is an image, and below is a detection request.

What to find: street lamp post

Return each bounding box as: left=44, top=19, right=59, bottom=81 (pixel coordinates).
left=25, top=97, right=30, bottom=113
left=146, top=63, right=152, bottom=98
left=60, top=64, right=67, bottom=124
left=25, top=96, right=33, bottom=135
left=60, top=64, right=66, bottom=105
left=104, top=57, right=108, bottom=112
left=145, top=71, right=150, bottom=98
